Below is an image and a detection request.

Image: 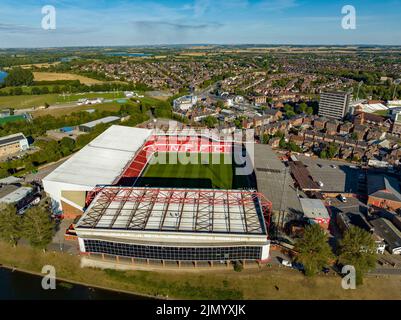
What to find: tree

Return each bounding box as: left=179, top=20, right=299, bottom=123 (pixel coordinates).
left=327, top=143, right=339, bottom=159
left=203, top=116, right=218, bottom=128
left=59, top=137, right=75, bottom=156
left=298, top=102, right=308, bottom=114
left=338, top=226, right=377, bottom=285
left=295, top=224, right=334, bottom=277
left=319, top=150, right=328, bottom=159
left=22, top=206, right=55, bottom=249
left=0, top=204, right=22, bottom=246
left=261, top=133, right=270, bottom=144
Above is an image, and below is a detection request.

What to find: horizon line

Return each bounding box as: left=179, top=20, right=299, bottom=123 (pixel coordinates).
left=1, top=43, right=401, bottom=50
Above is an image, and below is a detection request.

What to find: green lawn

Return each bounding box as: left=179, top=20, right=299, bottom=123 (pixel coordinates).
left=140, top=153, right=234, bottom=189
left=0, top=114, right=26, bottom=125
left=0, top=94, right=60, bottom=109
left=0, top=91, right=153, bottom=110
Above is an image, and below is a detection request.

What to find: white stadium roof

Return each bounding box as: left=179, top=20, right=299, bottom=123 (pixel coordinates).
left=43, top=125, right=153, bottom=188
left=361, top=103, right=388, bottom=113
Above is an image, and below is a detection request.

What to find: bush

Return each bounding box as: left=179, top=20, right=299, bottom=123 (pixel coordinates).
left=233, top=261, right=244, bottom=272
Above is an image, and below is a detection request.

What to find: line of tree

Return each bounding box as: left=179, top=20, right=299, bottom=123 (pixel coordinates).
left=0, top=80, right=153, bottom=96
left=294, top=224, right=376, bottom=286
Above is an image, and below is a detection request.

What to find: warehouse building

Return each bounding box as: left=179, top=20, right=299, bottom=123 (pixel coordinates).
left=370, top=218, right=401, bottom=255
left=299, top=198, right=330, bottom=229
left=0, top=133, right=29, bottom=157
left=78, top=116, right=121, bottom=132
left=367, top=175, right=401, bottom=211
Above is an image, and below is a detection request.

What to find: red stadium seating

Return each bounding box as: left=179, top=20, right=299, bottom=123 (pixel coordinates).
left=118, top=135, right=234, bottom=181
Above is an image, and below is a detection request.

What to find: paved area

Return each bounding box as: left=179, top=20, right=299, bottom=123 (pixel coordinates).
left=46, top=129, right=87, bottom=141
left=328, top=196, right=368, bottom=215
left=297, top=155, right=361, bottom=194
left=47, top=218, right=78, bottom=254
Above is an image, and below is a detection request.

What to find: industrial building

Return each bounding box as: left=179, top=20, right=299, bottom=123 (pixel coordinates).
left=318, top=91, right=352, bottom=120
left=78, top=116, right=121, bottom=132
left=43, top=125, right=272, bottom=266
left=367, top=175, right=401, bottom=211
left=370, top=218, right=401, bottom=255
left=173, top=95, right=198, bottom=111
left=299, top=198, right=330, bottom=229
left=0, top=133, right=29, bottom=157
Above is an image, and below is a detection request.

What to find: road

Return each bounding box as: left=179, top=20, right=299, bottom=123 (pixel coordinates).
left=370, top=268, right=401, bottom=276
left=195, top=81, right=221, bottom=98
left=24, top=155, right=71, bottom=183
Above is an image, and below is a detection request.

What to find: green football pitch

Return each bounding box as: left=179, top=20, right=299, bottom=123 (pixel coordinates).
left=140, top=153, right=234, bottom=189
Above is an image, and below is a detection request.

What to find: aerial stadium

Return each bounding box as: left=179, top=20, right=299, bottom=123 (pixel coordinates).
left=43, top=125, right=272, bottom=267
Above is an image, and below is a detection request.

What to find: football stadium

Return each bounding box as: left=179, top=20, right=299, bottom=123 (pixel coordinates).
left=43, top=125, right=272, bottom=267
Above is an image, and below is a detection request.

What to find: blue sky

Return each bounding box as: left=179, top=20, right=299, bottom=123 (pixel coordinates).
left=0, top=0, right=400, bottom=47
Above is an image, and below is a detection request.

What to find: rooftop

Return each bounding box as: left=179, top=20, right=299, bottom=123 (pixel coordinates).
left=43, top=126, right=153, bottom=188
left=0, top=186, right=32, bottom=204
left=0, top=133, right=26, bottom=147
left=80, top=116, right=121, bottom=129
left=254, top=144, right=302, bottom=213
left=370, top=218, right=401, bottom=251
left=367, top=175, right=401, bottom=202
left=76, top=187, right=270, bottom=235
left=300, top=198, right=330, bottom=220
left=289, top=161, right=321, bottom=192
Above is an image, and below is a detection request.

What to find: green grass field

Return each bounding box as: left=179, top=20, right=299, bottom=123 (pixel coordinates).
left=0, top=90, right=157, bottom=110
left=0, top=114, right=26, bottom=125
left=0, top=92, right=128, bottom=109
left=140, top=153, right=234, bottom=189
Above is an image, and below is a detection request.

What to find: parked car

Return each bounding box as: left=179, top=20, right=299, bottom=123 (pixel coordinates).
left=339, top=195, right=347, bottom=203
left=281, top=260, right=293, bottom=268
left=322, top=267, right=330, bottom=274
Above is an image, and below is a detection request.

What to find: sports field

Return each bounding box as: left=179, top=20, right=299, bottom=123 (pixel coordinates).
left=140, top=153, right=234, bottom=189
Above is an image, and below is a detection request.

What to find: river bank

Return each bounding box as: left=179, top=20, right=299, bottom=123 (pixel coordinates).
left=1, top=241, right=401, bottom=300
left=0, top=242, right=242, bottom=299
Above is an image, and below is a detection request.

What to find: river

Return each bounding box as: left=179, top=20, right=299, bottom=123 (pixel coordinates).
left=0, top=268, right=145, bottom=300
left=0, top=71, right=8, bottom=84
